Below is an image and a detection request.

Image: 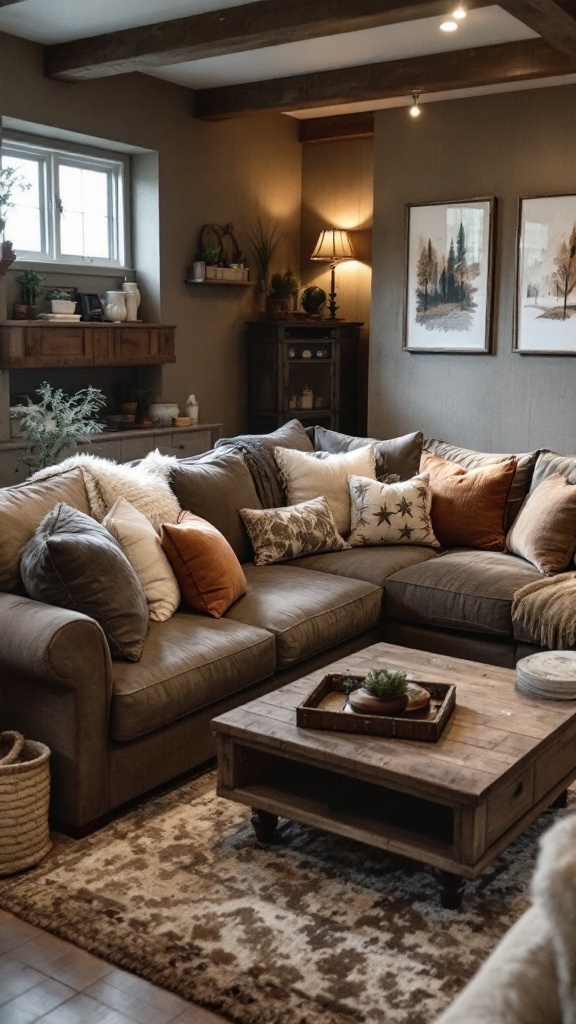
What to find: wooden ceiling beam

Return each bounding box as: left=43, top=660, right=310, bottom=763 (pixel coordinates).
left=497, top=1, right=576, bottom=61
left=194, top=38, right=576, bottom=119
left=44, top=0, right=489, bottom=82
left=299, top=112, right=374, bottom=143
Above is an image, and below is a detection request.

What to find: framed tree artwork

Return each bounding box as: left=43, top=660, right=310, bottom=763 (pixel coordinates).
left=514, top=193, right=576, bottom=354
left=403, top=197, right=495, bottom=353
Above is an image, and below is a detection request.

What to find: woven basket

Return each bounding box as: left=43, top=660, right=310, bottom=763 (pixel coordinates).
left=0, top=730, right=52, bottom=876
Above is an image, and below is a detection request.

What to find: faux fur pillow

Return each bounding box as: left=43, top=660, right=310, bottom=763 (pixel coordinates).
left=31, top=450, right=181, bottom=530
left=273, top=444, right=376, bottom=535
left=240, top=496, right=349, bottom=565
left=348, top=473, right=440, bottom=548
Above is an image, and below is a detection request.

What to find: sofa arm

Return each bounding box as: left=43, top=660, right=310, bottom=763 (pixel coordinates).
left=0, top=592, right=114, bottom=830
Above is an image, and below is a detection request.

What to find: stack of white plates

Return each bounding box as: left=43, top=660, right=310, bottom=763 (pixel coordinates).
left=516, top=651, right=576, bottom=699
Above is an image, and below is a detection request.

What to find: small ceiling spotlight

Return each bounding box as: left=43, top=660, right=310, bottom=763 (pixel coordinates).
left=440, top=18, right=458, bottom=31
left=452, top=5, right=467, bottom=18
left=410, top=92, right=421, bottom=118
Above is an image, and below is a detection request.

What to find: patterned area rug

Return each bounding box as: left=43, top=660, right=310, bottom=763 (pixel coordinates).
left=0, top=772, right=568, bottom=1024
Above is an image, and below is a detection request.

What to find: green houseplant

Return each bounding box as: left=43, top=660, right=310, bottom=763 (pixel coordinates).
left=15, top=269, right=45, bottom=312
left=11, top=381, right=106, bottom=470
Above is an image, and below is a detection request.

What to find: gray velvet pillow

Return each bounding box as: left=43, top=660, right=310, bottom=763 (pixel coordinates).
left=20, top=502, right=149, bottom=662
left=313, top=426, right=423, bottom=481
left=170, top=449, right=262, bottom=563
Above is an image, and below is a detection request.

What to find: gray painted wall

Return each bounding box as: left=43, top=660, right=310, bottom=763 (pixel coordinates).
left=0, top=31, right=302, bottom=436
left=370, top=85, right=576, bottom=455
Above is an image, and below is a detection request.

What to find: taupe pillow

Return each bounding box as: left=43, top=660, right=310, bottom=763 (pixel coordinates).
left=314, top=426, right=423, bottom=481
left=506, top=474, right=576, bottom=574
left=20, top=502, right=149, bottom=661
left=424, top=438, right=540, bottom=530
left=240, top=496, right=349, bottom=565
left=170, top=450, right=262, bottom=562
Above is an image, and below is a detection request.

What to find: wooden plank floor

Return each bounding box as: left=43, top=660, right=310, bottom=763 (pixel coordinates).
left=0, top=909, right=229, bottom=1024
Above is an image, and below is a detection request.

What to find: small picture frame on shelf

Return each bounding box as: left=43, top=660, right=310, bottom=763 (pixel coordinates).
left=78, top=292, right=104, bottom=321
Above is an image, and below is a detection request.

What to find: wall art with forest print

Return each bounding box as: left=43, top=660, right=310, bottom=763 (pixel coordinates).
left=404, top=198, right=495, bottom=353
left=515, top=194, right=576, bottom=354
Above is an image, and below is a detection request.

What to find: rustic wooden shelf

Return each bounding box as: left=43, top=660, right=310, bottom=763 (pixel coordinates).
left=0, top=320, right=176, bottom=367
left=184, top=279, right=252, bottom=286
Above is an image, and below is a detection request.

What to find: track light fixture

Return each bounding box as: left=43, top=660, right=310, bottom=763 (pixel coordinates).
left=410, top=92, right=421, bottom=118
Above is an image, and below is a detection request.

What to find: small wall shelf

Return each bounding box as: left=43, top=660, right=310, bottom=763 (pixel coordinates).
left=184, top=279, right=252, bottom=287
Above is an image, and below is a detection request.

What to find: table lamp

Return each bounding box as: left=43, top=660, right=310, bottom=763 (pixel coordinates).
left=310, top=228, right=355, bottom=319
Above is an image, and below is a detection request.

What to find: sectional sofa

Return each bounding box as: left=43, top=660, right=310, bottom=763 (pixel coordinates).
left=0, top=417, right=574, bottom=832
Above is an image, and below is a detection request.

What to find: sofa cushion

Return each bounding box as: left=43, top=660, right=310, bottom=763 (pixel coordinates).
left=287, top=544, right=439, bottom=587
left=213, top=419, right=314, bottom=509
left=421, top=451, right=516, bottom=551
left=530, top=450, right=576, bottom=492
left=384, top=549, right=543, bottom=637
left=170, top=449, right=262, bottom=562
left=274, top=444, right=376, bottom=535
left=110, top=615, right=276, bottom=740
left=225, top=564, right=382, bottom=669
left=424, top=438, right=540, bottom=529
left=161, top=512, right=247, bottom=618
left=240, top=496, right=348, bottom=565
left=506, top=474, right=576, bottom=574
left=313, top=425, right=423, bottom=481
left=348, top=472, right=440, bottom=548
left=20, top=502, right=149, bottom=661
left=0, top=468, right=91, bottom=594
left=103, top=497, right=180, bottom=622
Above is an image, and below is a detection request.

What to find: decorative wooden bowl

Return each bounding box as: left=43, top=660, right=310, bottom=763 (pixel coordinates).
left=348, top=689, right=408, bottom=716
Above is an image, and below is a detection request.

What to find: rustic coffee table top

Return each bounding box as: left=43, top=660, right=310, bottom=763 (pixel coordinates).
left=213, top=643, right=576, bottom=902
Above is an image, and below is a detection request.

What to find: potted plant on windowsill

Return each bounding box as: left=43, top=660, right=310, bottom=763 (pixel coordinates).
left=45, top=288, right=77, bottom=315
left=0, top=166, right=31, bottom=274
left=15, top=269, right=45, bottom=319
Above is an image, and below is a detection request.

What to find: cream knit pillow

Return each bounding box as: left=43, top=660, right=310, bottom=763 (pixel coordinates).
left=274, top=444, right=376, bottom=535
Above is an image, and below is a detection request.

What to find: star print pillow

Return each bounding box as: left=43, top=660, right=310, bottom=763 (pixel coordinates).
left=347, top=473, right=441, bottom=548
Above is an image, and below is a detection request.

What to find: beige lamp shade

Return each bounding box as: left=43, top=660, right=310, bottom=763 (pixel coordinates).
left=310, top=228, right=355, bottom=262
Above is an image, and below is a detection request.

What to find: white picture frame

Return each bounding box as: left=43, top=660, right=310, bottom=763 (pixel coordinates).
left=515, top=193, right=576, bottom=354
left=403, top=197, right=495, bottom=354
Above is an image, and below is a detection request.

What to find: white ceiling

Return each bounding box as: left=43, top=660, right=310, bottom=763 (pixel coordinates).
left=0, top=1, right=568, bottom=120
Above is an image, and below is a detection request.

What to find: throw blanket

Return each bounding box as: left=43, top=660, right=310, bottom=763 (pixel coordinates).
left=216, top=438, right=285, bottom=508
left=512, top=572, right=576, bottom=650
left=30, top=450, right=181, bottom=530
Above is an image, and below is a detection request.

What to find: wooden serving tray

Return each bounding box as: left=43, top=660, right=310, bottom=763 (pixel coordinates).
left=296, top=673, right=456, bottom=742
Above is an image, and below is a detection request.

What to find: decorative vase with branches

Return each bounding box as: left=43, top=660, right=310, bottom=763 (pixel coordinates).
left=245, top=218, right=285, bottom=295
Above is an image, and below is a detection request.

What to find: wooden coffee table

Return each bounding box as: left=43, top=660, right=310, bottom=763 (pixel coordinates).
left=212, top=642, right=576, bottom=906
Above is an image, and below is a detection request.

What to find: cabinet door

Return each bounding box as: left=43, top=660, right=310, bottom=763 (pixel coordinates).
left=164, top=430, right=215, bottom=458
left=22, top=327, right=93, bottom=367
left=113, top=327, right=175, bottom=365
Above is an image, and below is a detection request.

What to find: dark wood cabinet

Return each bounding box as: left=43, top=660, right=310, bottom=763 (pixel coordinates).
left=246, top=320, right=363, bottom=435
left=0, top=321, right=176, bottom=368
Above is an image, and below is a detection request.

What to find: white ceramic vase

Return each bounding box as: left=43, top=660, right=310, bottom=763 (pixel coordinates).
left=122, top=282, right=141, bottom=321
left=185, top=394, right=199, bottom=424
left=104, top=291, right=127, bottom=323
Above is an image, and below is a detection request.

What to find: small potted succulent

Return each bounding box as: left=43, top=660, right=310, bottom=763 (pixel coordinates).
left=45, top=288, right=77, bottom=315
left=344, top=669, right=409, bottom=716
left=267, top=269, right=299, bottom=318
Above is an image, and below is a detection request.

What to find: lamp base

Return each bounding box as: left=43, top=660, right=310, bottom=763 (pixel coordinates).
left=327, top=262, right=339, bottom=320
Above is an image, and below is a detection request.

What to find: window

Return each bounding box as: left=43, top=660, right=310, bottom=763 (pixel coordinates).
left=1, top=138, right=128, bottom=268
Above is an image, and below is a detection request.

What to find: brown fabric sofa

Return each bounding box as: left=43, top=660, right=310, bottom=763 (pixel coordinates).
left=0, top=420, right=570, bottom=832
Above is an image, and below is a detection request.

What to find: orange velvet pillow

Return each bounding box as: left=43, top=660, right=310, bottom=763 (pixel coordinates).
left=161, top=511, right=247, bottom=618
left=420, top=451, right=516, bottom=550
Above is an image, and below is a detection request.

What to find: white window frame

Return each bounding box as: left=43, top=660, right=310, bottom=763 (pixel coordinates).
left=1, top=135, right=129, bottom=269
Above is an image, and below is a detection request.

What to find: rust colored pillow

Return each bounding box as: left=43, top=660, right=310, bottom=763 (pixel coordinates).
left=161, top=511, right=247, bottom=618
left=420, top=450, right=516, bottom=550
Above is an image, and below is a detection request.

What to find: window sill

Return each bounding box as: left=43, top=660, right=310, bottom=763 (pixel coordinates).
left=7, top=260, right=135, bottom=278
